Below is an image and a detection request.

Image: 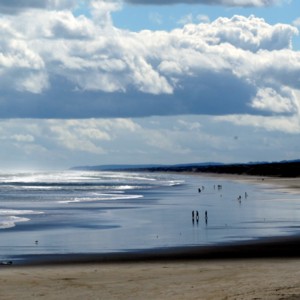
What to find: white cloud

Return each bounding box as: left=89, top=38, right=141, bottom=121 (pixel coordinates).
left=90, top=0, right=122, bottom=28
left=194, top=15, right=297, bottom=51
left=0, top=7, right=299, bottom=118
left=144, top=131, right=191, bottom=154
left=46, top=119, right=139, bottom=153
left=215, top=114, right=300, bottom=134
left=177, top=119, right=202, bottom=130
left=0, top=115, right=298, bottom=170
left=250, top=87, right=298, bottom=113
left=0, top=1, right=299, bottom=169
left=11, top=134, right=35, bottom=143
left=0, top=36, right=48, bottom=93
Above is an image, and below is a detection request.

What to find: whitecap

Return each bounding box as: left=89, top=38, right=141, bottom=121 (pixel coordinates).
left=0, top=209, right=44, bottom=216
left=0, top=216, right=30, bottom=229
left=58, top=194, right=143, bottom=204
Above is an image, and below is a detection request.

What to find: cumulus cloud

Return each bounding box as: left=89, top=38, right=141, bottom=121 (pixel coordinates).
left=0, top=5, right=299, bottom=119
left=124, top=0, right=279, bottom=7
left=0, top=118, right=140, bottom=160
left=215, top=114, right=300, bottom=134
left=0, top=115, right=298, bottom=170
left=45, top=118, right=140, bottom=153
left=250, top=87, right=298, bottom=114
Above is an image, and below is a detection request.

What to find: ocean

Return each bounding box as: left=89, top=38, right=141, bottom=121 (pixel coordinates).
left=0, top=170, right=300, bottom=264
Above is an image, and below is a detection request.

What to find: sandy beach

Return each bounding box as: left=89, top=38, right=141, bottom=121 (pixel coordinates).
left=1, top=174, right=300, bottom=300
left=197, top=172, right=300, bottom=192
left=1, top=259, right=300, bottom=299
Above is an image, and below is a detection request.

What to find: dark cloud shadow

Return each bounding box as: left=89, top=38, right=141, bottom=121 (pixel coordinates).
left=0, top=71, right=274, bottom=119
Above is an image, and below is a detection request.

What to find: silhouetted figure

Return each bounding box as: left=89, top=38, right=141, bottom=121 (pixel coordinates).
left=237, top=195, right=242, bottom=203
left=196, top=210, right=199, bottom=222
left=205, top=210, right=208, bottom=224
left=198, top=188, right=201, bottom=193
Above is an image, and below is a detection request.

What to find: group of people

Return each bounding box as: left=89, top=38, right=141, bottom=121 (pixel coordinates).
left=192, top=210, right=208, bottom=224
left=237, top=192, right=248, bottom=203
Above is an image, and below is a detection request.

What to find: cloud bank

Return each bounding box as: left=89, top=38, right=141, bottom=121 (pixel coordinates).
left=0, top=2, right=299, bottom=118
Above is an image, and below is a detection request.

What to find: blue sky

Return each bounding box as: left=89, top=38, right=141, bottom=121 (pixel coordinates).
left=0, top=0, right=300, bottom=170
left=113, top=1, right=299, bottom=32
left=111, top=1, right=300, bottom=49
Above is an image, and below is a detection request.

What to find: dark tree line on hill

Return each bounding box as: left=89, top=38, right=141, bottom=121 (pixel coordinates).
left=134, top=161, right=300, bottom=178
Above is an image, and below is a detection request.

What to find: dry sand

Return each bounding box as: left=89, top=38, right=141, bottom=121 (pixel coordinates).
left=199, top=172, right=300, bottom=191
left=1, top=175, right=300, bottom=300
left=1, top=259, right=300, bottom=300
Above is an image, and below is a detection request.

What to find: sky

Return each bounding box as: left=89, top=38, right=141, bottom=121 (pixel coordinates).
left=0, top=0, right=300, bottom=170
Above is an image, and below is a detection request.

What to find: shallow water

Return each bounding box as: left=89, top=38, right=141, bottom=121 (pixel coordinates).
left=0, top=170, right=300, bottom=263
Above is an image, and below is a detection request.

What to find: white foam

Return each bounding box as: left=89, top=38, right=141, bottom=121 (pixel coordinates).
left=0, top=209, right=44, bottom=229
left=0, top=216, right=30, bottom=229
left=115, top=185, right=145, bottom=190
left=58, top=194, right=143, bottom=204
left=0, top=209, right=43, bottom=216
left=166, top=180, right=185, bottom=186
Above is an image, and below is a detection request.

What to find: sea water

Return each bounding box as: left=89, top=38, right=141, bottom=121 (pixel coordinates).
left=0, top=170, right=300, bottom=262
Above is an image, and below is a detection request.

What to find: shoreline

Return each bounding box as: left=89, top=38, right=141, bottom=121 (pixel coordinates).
left=179, top=171, right=300, bottom=192
left=7, top=234, right=300, bottom=266
left=3, top=258, right=300, bottom=300
left=3, top=237, right=300, bottom=300
left=2, top=174, right=300, bottom=299
left=4, top=172, right=300, bottom=267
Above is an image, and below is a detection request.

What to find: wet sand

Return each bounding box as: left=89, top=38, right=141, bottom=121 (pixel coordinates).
left=1, top=175, right=300, bottom=300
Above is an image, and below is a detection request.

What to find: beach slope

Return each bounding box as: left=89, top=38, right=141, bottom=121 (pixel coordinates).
left=1, top=259, right=300, bottom=300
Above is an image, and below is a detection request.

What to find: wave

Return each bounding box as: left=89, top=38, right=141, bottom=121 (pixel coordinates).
left=0, top=209, right=44, bottom=230
left=58, top=194, right=144, bottom=204
left=0, top=209, right=44, bottom=216
left=0, top=216, right=30, bottom=229
left=164, top=180, right=185, bottom=186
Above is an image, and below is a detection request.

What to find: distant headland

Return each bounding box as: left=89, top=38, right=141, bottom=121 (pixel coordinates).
left=71, top=159, right=300, bottom=178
